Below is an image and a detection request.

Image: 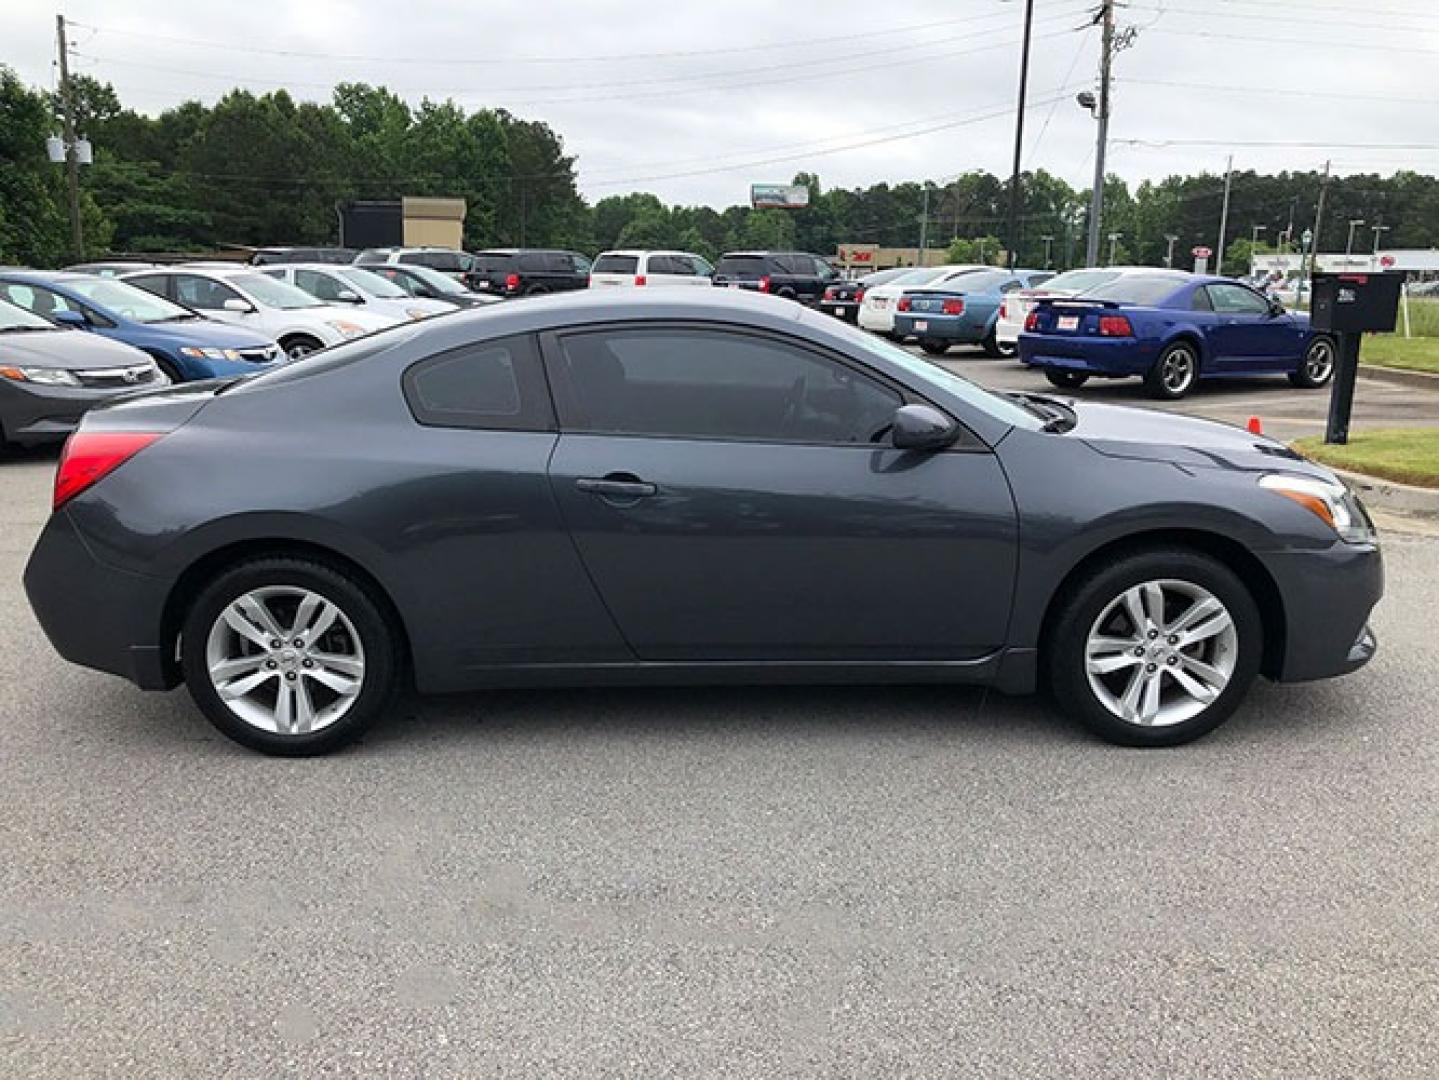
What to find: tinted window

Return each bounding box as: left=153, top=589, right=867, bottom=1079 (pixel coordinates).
left=122, top=274, right=171, bottom=300
left=568, top=253, right=591, bottom=274
left=715, top=255, right=767, bottom=279
left=936, top=269, right=1010, bottom=293
left=594, top=254, right=640, bottom=275
left=172, top=275, right=242, bottom=311
left=1207, top=283, right=1270, bottom=314
left=473, top=252, right=514, bottom=273
left=518, top=252, right=548, bottom=272
left=1083, top=276, right=1187, bottom=307
left=548, top=327, right=902, bottom=445
left=811, top=257, right=839, bottom=280
left=1191, top=288, right=1214, bottom=312
left=403, top=334, right=552, bottom=431
left=686, top=255, right=714, bottom=276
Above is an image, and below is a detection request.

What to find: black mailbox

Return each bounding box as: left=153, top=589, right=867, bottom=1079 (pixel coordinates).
left=1309, top=271, right=1404, bottom=333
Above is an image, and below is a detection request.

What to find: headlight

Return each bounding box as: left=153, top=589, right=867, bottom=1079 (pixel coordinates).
left=1259, top=473, right=1376, bottom=544
left=0, top=366, right=80, bottom=386
left=405, top=307, right=431, bottom=321
left=326, top=320, right=366, bottom=338
left=180, top=347, right=242, bottom=360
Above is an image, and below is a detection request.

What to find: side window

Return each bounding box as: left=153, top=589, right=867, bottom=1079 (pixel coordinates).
left=1000, top=279, right=1024, bottom=293
left=1192, top=288, right=1215, bottom=312
left=1, top=283, right=74, bottom=318
left=428, top=252, right=462, bottom=273
left=518, top=252, right=547, bottom=273
left=546, top=327, right=903, bottom=445
left=569, top=253, right=591, bottom=274
left=686, top=255, right=714, bottom=277
left=812, top=257, right=839, bottom=280
left=649, top=255, right=681, bottom=276
left=173, top=275, right=240, bottom=311
left=402, top=334, right=553, bottom=432
left=123, top=274, right=170, bottom=301
left=296, top=269, right=348, bottom=302
left=1208, top=283, right=1269, bottom=314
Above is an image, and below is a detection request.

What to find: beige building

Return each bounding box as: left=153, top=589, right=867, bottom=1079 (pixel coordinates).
left=401, top=197, right=466, bottom=249
left=834, top=243, right=950, bottom=273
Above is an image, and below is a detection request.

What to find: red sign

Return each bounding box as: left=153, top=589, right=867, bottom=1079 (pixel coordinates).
left=1380, top=255, right=1396, bottom=268
left=1192, top=246, right=1212, bottom=259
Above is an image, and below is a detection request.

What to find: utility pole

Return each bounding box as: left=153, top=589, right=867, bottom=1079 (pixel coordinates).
left=918, top=183, right=930, bottom=265
left=56, top=14, right=83, bottom=259
left=1306, top=160, right=1331, bottom=297
left=1215, top=154, right=1234, bottom=277
left=1164, top=234, right=1179, bottom=268
left=1006, top=0, right=1036, bottom=269
left=1108, top=232, right=1122, bottom=266
left=1041, top=234, right=1054, bottom=269
left=1085, top=0, right=1115, bottom=268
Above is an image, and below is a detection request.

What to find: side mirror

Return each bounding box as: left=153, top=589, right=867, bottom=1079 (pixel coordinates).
left=1268, top=298, right=1286, bottom=316
left=52, top=309, right=88, bottom=328
left=891, top=403, right=959, bottom=452
left=222, top=297, right=254, bottom=314
left=336, top=290, right=362, bottom=304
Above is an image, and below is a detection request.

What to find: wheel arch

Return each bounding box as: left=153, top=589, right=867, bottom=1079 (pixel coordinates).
left=1159, top=327, right=1209, bottom=369
left=1036, top=527, right=1288, bottom=681
left=161, top=536, right=414, bottom=686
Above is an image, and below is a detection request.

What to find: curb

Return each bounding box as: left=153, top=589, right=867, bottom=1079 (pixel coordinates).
left=1330, top=467, right=1439, bottom=520
left=1358, top=365, right=1439, bottom=391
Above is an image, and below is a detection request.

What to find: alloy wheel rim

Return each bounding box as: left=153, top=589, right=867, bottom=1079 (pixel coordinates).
left=1162, top=349, right=1196, bottom=392
left=204, top=586, right=365, bottom=735
left=1084, top=578, right=1238, bottom=728
left=1305, top=340, right=1335, bottom=382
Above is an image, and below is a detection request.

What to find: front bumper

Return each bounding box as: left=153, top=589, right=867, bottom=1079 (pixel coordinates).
left=23, top=510, right=177, bottom=689
left=0, top=379, right=144, bottom=445
left=1259, top=541, right=1383, bottom=682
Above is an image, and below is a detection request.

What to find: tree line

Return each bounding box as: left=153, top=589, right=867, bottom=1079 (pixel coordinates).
left=3, top=66, right=1439, bottom=274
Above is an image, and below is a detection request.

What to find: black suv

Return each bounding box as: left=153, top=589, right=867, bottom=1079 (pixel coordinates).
left=250, top=247, right=358, bottom=266
left=713, top=251, right=840, bottom=305
left=470, top=249, right=592, bottom=297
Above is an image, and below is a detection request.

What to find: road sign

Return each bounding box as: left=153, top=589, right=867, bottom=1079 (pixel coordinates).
left=1380, top=254, right=1396, bottom=269
left=1191, top=246, right=1212, bottom=259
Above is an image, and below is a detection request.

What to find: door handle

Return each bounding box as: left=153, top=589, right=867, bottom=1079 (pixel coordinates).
left=576, top=474, right=657, bottom=499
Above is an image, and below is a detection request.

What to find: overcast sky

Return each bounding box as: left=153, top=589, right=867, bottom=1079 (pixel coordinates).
left=6, top=0, right=1439, bottom=207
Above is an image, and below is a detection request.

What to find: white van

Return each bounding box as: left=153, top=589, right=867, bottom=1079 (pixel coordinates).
left=589, top=250, right=714, bottom=288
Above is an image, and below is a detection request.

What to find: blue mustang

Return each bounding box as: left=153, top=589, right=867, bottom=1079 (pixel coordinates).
left=891, top=268, right=1054, bottom=358
left=0, top=272, right=282, bottom=383
left=1018, top=270, right=1336, bottom=399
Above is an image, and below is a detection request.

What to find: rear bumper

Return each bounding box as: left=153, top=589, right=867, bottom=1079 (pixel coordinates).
left=1259, top=541, right=1383, bottom=683
left=23, top=510, right=177, bottom=689
left=1018, top=334, right=1159, bottom=376
left=995, top=320, right=1025, bottom=345
left=892, top=312, right=986, bottom=343
left=0, top=380, right=137, bottom=445
left=821, top=301, right=858, bottom=320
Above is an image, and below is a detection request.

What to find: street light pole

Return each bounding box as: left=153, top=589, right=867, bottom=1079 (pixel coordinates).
left=1345, top=219, right=1365, bottom=258
left=1215, top=154, right=1234, bottom=276
left=1005, top=0, right=1036, bottom=269
left=1371, top=224, right=1390, bottom=265
left=1040, top=234, right=1054, bottom=269
left=1164, top=234, right=1178, bottom=268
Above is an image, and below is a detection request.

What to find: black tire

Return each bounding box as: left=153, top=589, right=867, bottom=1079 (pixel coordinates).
left=525, top=284, right=549, bottom=297
left=983, top=328, right=1017, bottom=359
left=180, top=556, right=402, bottom=756
left=882, top=330, right=904, bottom=342
left=1045, top=547, right=1263, bottom=748
left=1144, top=340, right=1200, bottom=400
left=1288, top=335, right=1337, bottom=389
left=1044, top=369, right=1090, bottom=390
left=280, top=335, right=323, bottom=360
left=919, top=338, right=950, bottom=356
left=777, top=287, right=797, bottom=301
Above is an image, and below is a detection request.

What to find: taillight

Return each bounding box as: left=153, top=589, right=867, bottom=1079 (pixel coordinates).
left=941, top=298, right=965, bottom=315
left=855, top=287, right=866, bottom=303
left=824, top=287, right=836, bottom=301
left=634, top=274, right=647, bottom=287
left=758, top=275, right=771, bottom=293
left=1024, top=310, right=1040, bottom=332
left=53, top=431, right=162, bottom=510
left=998, top=301, right=1008, bottom=320
left=504, top=272, right=520, bottom=292
left=1098, top=315, right=1134, bottom=337
left=896, top=296, right=911, bottom=312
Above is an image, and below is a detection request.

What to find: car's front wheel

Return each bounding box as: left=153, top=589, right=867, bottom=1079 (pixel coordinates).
left=180, top=557, right=402, bottom=756
left=280, top=335, right=323, bottom=360
left=1044, top=369, right=1090, bottom=390
left=1046, top=548, right=1263, bottom=747
left=919, top=338, right=950, bottom=356
left=1289, top=335, right=1337, bottom=389
left=1144, top=341, right=1200, bottom=399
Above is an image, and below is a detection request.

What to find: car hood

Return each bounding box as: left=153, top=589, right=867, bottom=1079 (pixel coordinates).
left=127, top=319, right=276, bottom=348
left=306, top=305, right=396, bottom=330
left=1059, top=399, right=1325, bottom=476
left=0, top=329, right=149, bottom=370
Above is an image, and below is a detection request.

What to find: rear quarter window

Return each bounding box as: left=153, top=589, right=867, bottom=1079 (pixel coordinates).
left=402, top=333, right=554, bottom=431
left=716, top=256, right=766, bottom=279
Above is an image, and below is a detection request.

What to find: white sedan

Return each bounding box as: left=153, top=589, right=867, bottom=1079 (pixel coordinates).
left=260, top=264, right=454, bottom=322
left=996, top=266, right=1159, bottom=348
left=858, top=265, right=988, bottom=336
left=123, top=264, right=399, bottom=357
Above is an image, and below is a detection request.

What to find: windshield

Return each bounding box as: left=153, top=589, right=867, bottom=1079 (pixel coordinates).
left=928, top=269, right=1008, bottom=292
left=884, top=267, right=951, bottom=290
left=1042, top=269, right=1123, bottom=293
left=337, top=267, right=407, bottom=298
left=1083, top=275, right=1188, bottom=306
left=0, top=296, right=58, bottom=331
left=231, top=273, right=326, bottom=309
left=66, top=278, right=195, bottom=323
left=398, top=264, right=469, bottom=295
left=827, top=318, right=1043, bottom=431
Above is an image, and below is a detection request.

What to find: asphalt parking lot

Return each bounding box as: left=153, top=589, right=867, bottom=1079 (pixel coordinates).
left=3, top=390, right=1438, bottom=1076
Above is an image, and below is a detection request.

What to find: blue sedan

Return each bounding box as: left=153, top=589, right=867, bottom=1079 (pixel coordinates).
left=0, top=272, right=283, bottom=383
left=1018, top=271, right=1336, bottom=400
left=891, top=268, right=1054, bottom=357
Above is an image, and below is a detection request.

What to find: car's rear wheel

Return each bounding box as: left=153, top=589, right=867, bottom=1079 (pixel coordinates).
left=280, top=335, right=323, bottom=360
left=919, top=338, right=950, bottom=356
left=1044, top=369, right=1090, bottom=390
left=525, top=284, right=549, bottom=297
left=180, top=557, right=401, bottom=756
left=1046, top=548, right=1262, bottom=747
left=983, top=328, right=1017, bottom=359
left=1144, top=341, right=1199, bottom=399
left=1289, top=335, right=1337, bottom=389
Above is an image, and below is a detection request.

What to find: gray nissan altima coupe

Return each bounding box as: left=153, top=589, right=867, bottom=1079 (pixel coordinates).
left=24, top=290, right=1381, bottom=755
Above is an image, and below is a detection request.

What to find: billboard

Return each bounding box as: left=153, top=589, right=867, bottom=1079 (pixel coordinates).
left=750, top=183, right=810, bottom=210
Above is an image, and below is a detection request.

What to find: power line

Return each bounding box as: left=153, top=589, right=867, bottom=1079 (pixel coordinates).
left=1121, top=77, right=1439, bottom=109
left=1129, top=0, right=1439, bottom=34
left=1145, top=25, right=1439, bottom=54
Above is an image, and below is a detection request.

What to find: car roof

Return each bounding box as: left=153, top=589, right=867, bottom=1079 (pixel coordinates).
left=0, top=270, right=91, bottom=284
